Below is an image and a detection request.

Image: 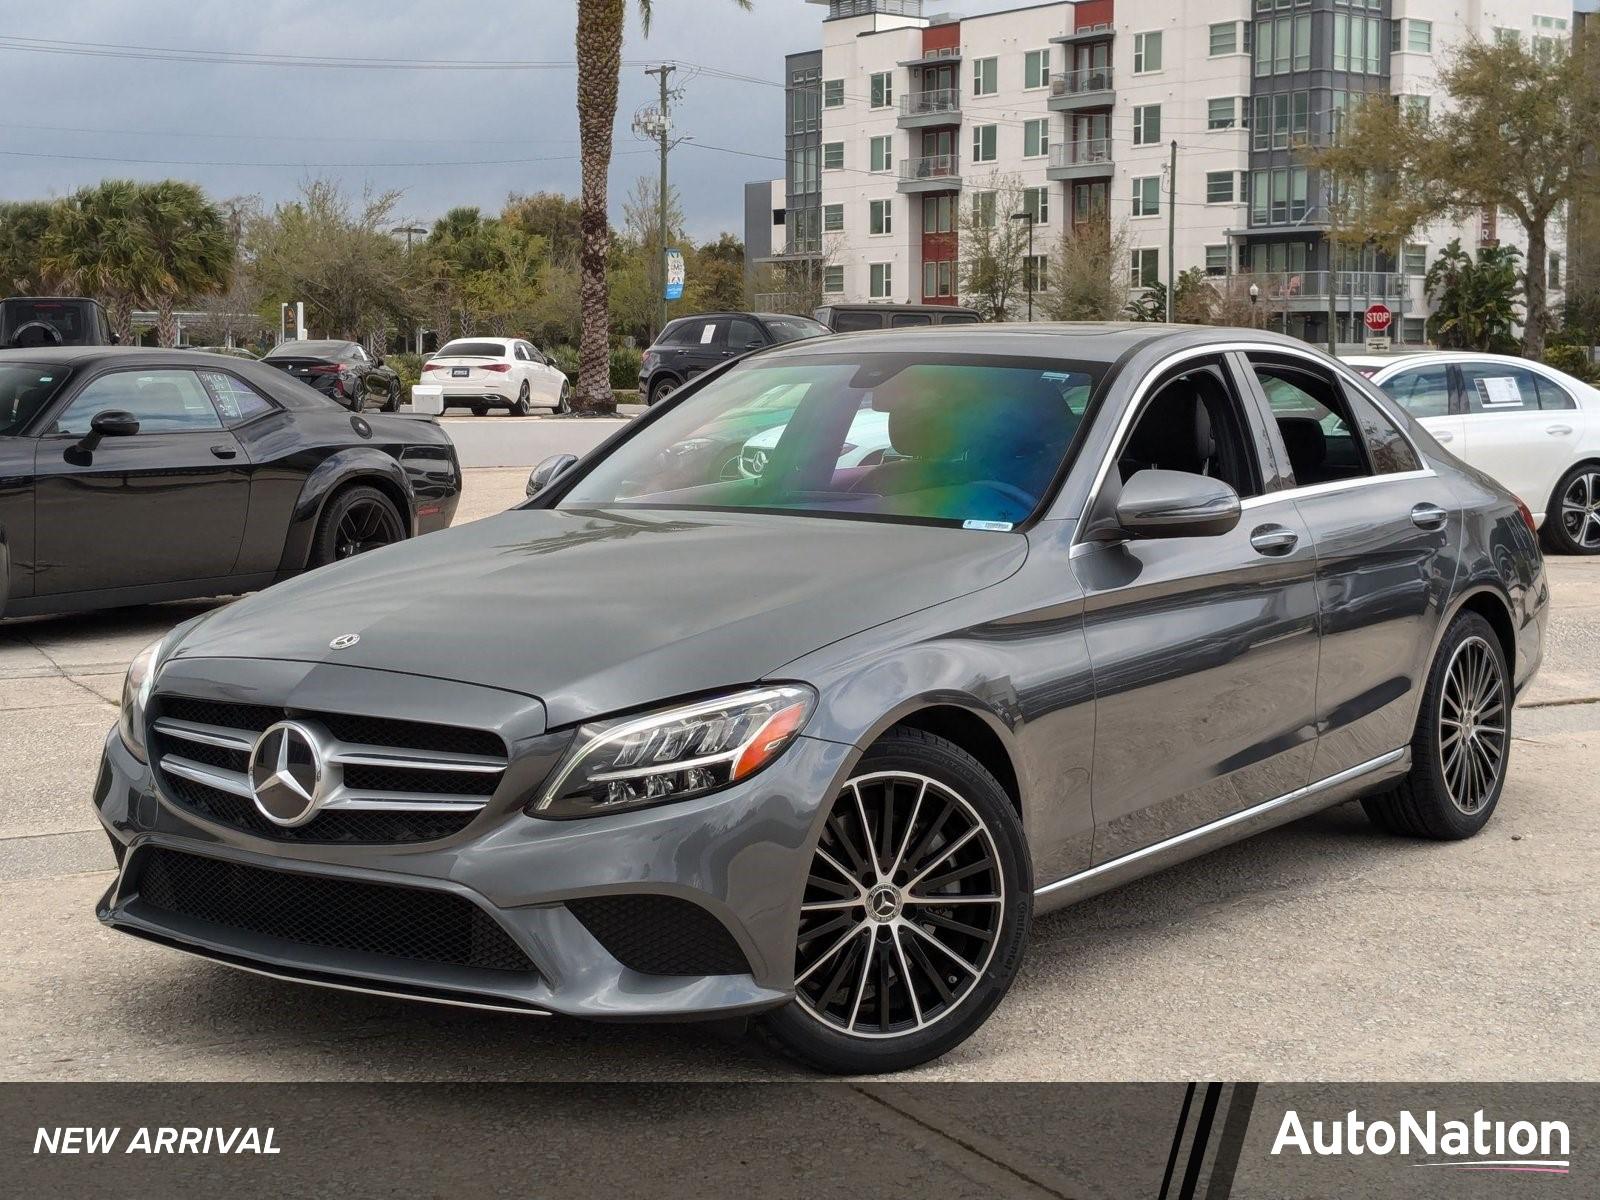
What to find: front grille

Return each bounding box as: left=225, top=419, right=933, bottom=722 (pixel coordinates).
left=149, top=693, right=507, bottom=845
left=569, top=894, right=751, bottom=977
left=135, top=847, right=534, bottom=973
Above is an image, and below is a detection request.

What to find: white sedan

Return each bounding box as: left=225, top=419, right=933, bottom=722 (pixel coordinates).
left=422, top=337, right=570, bottom=416
left=1348, top=351, right=1600, bottom=555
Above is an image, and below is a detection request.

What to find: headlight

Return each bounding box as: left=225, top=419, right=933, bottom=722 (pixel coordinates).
left=118, top=637, right=165, bottom=763
left=530, top=685, right=815, bottom=820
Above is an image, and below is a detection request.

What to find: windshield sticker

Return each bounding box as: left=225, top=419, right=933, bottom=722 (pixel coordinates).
left=963, top=520, right=1014, bottom=532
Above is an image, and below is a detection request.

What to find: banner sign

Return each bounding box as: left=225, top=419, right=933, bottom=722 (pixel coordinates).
left=664, top=248, right=685, bottom=301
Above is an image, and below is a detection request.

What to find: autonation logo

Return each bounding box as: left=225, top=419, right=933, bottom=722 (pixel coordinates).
left=1272, top=1108, right=1572, bottom=1175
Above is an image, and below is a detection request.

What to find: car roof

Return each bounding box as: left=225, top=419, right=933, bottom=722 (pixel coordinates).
left=0, top=346, right=278, bottom=369
left=441, top=336, right=517, bottom=344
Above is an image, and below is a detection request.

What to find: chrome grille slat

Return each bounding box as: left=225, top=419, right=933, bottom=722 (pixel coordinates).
left=329, top=748, right=505, bottom=774
left=152, top=718, right=255, bottom=753
left=162, top=756, right=256, bottom=800
left=323, top=793, right=492, bottom=811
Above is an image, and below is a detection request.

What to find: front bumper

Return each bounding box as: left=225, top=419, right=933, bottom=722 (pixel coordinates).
left=94, top=707, right=851, bottom=1022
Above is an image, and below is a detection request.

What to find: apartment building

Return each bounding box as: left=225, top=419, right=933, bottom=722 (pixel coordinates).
left=752, top=0, right=1572, bottom=346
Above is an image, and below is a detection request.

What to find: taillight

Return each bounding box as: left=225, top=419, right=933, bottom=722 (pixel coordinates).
left=423, top=362, right=443, bottom=373
left=484, top=363, right=511, bottom=373
left=308, top=364, right=344, bottom=375
left=641, top=351, right=657, bottom=371
left=1516, top=497, right=1537, bottom=536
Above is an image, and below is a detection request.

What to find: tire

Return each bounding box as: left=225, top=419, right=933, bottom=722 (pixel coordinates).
left=512, top=381, right=532, bottom=417
left=1361, top=611, right=1510, bottom=840
left=757, top=728, right=1032, bottom=1074
left=555, top=380, right=572, bottom=414
left=1540, top=464, right=1600, bottom=555
left=381, top=380, right=401, bottom=413
left=471, top=404, right=490, bottom=418
left=307, top=485, right=407, bottom=568
left=648, top=377, right=679, bottom=407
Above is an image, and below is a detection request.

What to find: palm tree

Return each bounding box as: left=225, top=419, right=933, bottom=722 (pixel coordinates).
left=0, top=201, right=63, bottom=295
left=573, top=0, right=750, bottom=413
left=40, top=180, right=145, bottom=343
left=134, top=181, right=234, bottom=347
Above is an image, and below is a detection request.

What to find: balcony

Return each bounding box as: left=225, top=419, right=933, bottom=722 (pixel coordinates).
left=1046, top=139, right=1113, bottom=181
left=898, top=87, right=961, bottom=128
left=1227, top=271, right=1411, bottom=311
left=898, top=153, right=962, bottom=193
left=1048, top=67, right=1115, bottom=112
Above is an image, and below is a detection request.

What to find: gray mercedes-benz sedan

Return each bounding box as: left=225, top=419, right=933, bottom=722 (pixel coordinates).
left=94, top=325, right=1548, bottom=1073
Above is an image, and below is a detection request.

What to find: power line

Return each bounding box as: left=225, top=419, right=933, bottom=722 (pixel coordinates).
left=0, top=147, right=656, bottom=169
left=0, top=119, right=581, bottom=148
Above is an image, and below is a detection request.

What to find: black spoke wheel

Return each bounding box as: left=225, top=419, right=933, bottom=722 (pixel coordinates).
left=309, top=485, right=406, bottom=568
left=1544, top=466, right=1600, bottom=555
left=1362, top=610, right=1511, bottom=840
left=382, top=379, right=401, bottom=412
left=760, top=728, right=1031, bottom=1074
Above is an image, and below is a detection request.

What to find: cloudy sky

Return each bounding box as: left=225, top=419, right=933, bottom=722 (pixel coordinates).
left=0, top=1, right=1039, bottom=241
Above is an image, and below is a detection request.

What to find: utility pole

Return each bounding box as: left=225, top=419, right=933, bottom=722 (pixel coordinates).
left=1166, top=140, right=1177, bottom=323
left=642, top=63, right=677, bottom=340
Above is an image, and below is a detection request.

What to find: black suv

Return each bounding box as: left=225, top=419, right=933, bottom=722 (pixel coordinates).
left=813, top=303, right=981, bottom=333
left=639, top=312, right=828, bottom=406
left=0, top=297, right=117, bottom=348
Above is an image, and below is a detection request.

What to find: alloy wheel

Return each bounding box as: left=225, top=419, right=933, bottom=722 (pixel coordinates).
left=1438, top=634, right=1507, bottom=815
left=1560, top=471, right=1600, bottom=550
left=795, top=771, right=1004, bottom=1039
left=334, top=499, right=404, bottom=560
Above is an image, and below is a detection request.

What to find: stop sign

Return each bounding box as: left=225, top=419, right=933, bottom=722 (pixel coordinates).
left=1364, top=303, right=1393, bottom=334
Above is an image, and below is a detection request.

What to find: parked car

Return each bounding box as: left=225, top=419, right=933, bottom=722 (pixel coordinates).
left=262, top=339, right=402, bottom=412
left=812, top=302, right=982, bottom=333
left=422, top=337, right=570, bottom=416
left=639, top=312, right=829, bottom=406
left=0, top=296, right=117, bottom=348
left=0, top=347, right=459, bottom=619
left=94, top=325, right=1545, bottom=1073
left=1347, top=351, right=1599, bottom=554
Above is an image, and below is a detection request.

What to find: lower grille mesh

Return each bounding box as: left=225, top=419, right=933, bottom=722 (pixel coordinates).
left=136, top=848, right=534, bottom=973
left=568, top=894, right=750, bottom=976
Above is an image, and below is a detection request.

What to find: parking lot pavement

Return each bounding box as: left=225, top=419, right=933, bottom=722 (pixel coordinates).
left=1, top=470, right=1596, bottom=1081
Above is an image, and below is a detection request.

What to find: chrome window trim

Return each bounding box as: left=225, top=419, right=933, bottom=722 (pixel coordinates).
left=1238, top=467, right=1436, bottom=510
left=1071, top=340, right=1430, bottom=546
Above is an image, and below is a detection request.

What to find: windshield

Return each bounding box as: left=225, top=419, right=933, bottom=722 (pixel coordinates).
left=559, top=353, right=1102, bottom=529
left=437, top=341, right=508, bottom=358
left=763, top=317, right=829, bottom=344
left=0, top=364, right=69, bottom=436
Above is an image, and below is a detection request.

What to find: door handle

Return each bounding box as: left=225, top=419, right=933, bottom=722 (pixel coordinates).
left=1546, top=424, right=1574, bottom=436
left=1433, top=430, right=1454, bottom=443
left=210, top=445, right=238, bottom=460
left=1249, top=525, right=1299, bottom=556
left=1411, top=502, right=1448, bottom=530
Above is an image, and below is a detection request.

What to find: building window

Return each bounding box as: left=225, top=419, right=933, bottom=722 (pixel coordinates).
left=972, top=190, right=997, bottom=229
left=1256, top=20, right=1271, bottom=76
left=823, top=265, right=845, bottom=294
left=972, top=124, right=997, bottom=163
left=1131, top=247, right=1160, bottom=289
left=1024, top=49, right=1051, bottom=90
left=1209, top=22, right=1238, bottom=56
left=823, top=79, right=844, bottom=108
left=1024, top=118, right=1050, bottom=158
left=869, top=199, right=893, bottom=236
left=1208, top=97, right=1236, bottom=130
left=823, top=142, right=844, bottom=171
left=1549, top=253, right=1562, bottom=288
left=1407, top=19, right=1432, bottom=53
left=1022, top=186, right=1050, bottom=224
left=1494, top=27, right=1520, bottom=48
left=1205, top=244, right=1228, bottom=276
left=1206, top=171, right=1235, bottom=204
left=973, top=57, right=997, bottom=96
left=870, top=71, right=893, bottom=109
left=1023, top=255, right=1049, bottom=292
left=869, top=263, right=893, bottom=299
left=1401, top=95, right=1429, bottom=122
left=923, top=193, right=954, bottom=233
left=923, top=260, right=955, bottom=299
left=1401, top=316, right=1425, bottom=344
left=1293, top=13, right=1310, bottom=70
left=1133, top=105, right=1161, bottom=146
left=1250, top=169, right=1267, bottom=224
left=790, top=67, right=820, bottom=133
left=869, top=135, right=892, bottom=173
left=1132, top=176, right=1160, bottom=217
left=792, top=146, right=819, bottom=193
left=1401, top=244, right=1426, bottom=275
left=823, top=203, right=844, bottom=233
left=1134, top=31, right=1162, bottom=74
left=1072, top=181, right=1108, bottom=223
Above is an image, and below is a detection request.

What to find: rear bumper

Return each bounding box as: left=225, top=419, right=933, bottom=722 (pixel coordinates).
left=437, top=381, right=519, bottom=406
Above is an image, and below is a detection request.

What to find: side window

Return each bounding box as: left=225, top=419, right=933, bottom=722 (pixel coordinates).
left=661, top=322, right=697, bottom=346
left=1119, top=361, right=1263, bottom=498
left=53, top=370, right=224, bottom=436
left=891, top=313, right=934, bottom=327
left=513, top=343, right=530, bottom=361
left=1379, top=366, right=1451, bottom=419
left=199, top=371, right=277, bottom=425
left=1249, top=358, right=1369, bottom=486
left=832, top=310, right=885, bottom=332
left=1460, top=364, right=1538, bottom=413
left=938, top=313, right=980, bottom=325
left=727, top=317, right=763, bottom=350
left=1344, top=385, right=1422, bottom=475
left=1532, top=371, right=1578, bottom=411
left=348, top=344, right=369, bottom=363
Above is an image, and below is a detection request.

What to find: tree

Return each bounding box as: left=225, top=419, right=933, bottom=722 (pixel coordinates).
left=133, top=180, right=233, bottom=346
left=0, top=201, right=61, bottom=295
left=503, top=191, right=584, bottom=261
left=614, top=175, right=687, bottom=343
left=1207, top=275, right=1288, bottom=330
left=1041, top=217, right=1128, bottom=321
left=572, top=0, right=752, bottom=413
left=687, top=233, right=745, bottom=313
left=41, top=180, right=146, bottom=344
left=1424, top=238, right=1522, bottom=351
left=959, top=175, right=1031, bottom=320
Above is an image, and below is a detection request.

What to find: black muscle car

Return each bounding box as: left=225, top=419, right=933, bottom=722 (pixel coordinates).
left=0, top=348, right=460, bottom=618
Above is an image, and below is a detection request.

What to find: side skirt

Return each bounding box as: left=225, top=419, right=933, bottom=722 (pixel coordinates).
left=1032, top=749, right=1410, bottom=914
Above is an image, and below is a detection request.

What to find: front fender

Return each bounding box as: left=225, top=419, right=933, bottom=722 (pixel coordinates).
left=278, top=449, right=416, bottom=574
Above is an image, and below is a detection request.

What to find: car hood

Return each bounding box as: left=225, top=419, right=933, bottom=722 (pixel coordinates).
left=169, top=507, right=1028, bottom=728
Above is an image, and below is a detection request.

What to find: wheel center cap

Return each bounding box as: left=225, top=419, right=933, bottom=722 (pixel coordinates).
left=866, top=884, right=902, bottom=923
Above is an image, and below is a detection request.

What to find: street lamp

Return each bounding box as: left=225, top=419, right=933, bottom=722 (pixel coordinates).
left=1248, top=282, right=1260, bottom=329
left=1010, top=210, right=1036, bottom=322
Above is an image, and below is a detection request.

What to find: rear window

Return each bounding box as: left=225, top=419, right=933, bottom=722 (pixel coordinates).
left=265, top=340, right=350, bottom=359
left=763, top=317, right=830, bottom=344
left=437, top=341, right=508, bottom=358
left=1, top=300, right=90, bottom=346
left=0, top=364, right=69, bottom=435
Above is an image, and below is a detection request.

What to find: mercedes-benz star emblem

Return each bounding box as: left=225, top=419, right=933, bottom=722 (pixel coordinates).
left=248, top=721, right=328, bottom=827
left=329, top=633, right=361, bottom=650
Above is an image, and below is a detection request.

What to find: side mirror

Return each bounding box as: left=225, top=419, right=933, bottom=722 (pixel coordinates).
left=526, top=453, right=579, bottom=498
left=108, top=331, right=121, bottom=345
left=1114, top=469, right=1241, bottom=540
left=76, top=409, right=141, bottom=453
left=744, top=340, right=764, bottom=351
